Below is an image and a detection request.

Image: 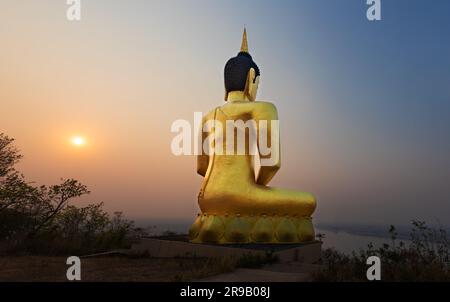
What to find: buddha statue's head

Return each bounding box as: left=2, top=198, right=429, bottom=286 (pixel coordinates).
left=224, top=29, right=260, bottom=102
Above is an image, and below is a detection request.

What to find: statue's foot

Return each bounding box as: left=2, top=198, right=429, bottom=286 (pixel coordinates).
left=189, top=213, right=315, bottom=244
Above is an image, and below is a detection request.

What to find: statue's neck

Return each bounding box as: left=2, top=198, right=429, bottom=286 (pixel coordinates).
left=227, top=91, right=250, bottom=102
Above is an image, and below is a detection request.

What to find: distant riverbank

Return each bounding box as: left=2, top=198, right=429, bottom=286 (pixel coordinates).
left=133, top=218, right=424, bottom=254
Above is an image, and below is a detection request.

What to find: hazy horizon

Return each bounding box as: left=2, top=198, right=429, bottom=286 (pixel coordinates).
left=2, top=0, right=450, bottom=227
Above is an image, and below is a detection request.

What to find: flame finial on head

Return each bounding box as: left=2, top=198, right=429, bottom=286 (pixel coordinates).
left=240, top=28, right=249, bottom=53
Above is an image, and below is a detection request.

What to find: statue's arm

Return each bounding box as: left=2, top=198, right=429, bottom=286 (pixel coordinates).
left=255, top=102, right=281, bottom=186
left=197, top=147, right=208, bottom=177
left=197, top=114, right=210, bottom=177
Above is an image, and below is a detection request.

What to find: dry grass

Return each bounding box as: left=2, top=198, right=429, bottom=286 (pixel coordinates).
left=0, top=255, right=230, bottom=282
left=313, top=222, right=450, bottom=282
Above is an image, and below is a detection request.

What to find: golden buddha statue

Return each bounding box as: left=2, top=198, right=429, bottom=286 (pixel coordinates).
left=189, top=29, right=317, bottom=244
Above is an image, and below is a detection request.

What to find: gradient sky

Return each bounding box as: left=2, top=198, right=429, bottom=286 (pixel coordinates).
left=1, top=0, right=449, bottom=226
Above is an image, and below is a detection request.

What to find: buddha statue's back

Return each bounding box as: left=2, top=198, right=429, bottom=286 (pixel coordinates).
left=189, top=30, right=317, bottom=244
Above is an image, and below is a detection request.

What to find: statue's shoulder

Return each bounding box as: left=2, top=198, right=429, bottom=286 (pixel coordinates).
left=253, top=100, right=276, bottom=107
left=253, top=101, right=278, bottom=113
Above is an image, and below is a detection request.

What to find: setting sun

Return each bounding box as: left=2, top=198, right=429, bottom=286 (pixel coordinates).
left=71, top=136, right=86, bottom=146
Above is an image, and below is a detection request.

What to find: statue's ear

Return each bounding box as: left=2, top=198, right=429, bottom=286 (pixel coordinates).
left=244, top=68, right=256, bottom=98
left=248, top=68, right=256, bottom=84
